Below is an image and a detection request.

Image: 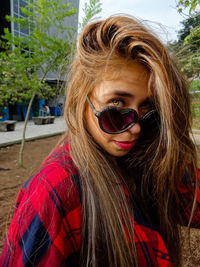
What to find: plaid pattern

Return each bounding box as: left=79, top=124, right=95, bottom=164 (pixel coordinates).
left=0, top=142, right=199, bottom=267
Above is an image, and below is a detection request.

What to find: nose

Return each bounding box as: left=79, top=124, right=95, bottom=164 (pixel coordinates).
left=128, top=122, right=141, bottom=135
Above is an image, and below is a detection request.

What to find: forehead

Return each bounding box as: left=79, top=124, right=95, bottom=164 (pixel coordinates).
left=92, top=60, right=150, bottom=98
left=103, top=58, right=149, bottom=76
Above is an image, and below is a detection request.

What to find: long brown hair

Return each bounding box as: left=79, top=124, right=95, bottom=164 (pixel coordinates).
left=64, top=15, right=198, bottom=266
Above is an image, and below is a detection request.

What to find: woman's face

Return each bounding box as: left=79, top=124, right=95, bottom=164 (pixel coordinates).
left=85, top=61, right=151, bottom=157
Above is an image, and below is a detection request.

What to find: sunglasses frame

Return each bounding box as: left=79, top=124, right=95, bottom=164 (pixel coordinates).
left=87, top=96, right=157, bottom=134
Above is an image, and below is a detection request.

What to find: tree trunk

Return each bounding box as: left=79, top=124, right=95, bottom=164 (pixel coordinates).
left=19, top=91, right=36, bottom=167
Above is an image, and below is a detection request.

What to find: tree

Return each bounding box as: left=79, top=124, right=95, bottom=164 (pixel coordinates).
left=80, top=0, right=102, bottom=29
left=176, top=0, right=200, bottom=76
left=177, top=0, right=200, bottom=14
left=178, top=12, right=200, bottom=42
left=1, top=0, right=78, bottom=167
left=0, top=0, right=102, bottom=167
left=177, top=13, right=200, bottom=77
left=168, top=10, right=200, bottom=78
left=0, top=47, right=54, bottom=107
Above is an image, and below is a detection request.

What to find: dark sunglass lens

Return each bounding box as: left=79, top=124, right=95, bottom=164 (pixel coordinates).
left=101, top=109, right=136, bottom=133
left=140, top=110, right=160, bottom=131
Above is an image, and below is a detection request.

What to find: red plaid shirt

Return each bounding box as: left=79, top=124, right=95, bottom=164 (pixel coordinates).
left=1, top=142, right=200, bottom=267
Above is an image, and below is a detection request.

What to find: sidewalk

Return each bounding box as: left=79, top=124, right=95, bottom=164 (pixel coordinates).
left=0, top=116, right=67, bottom=147
left=0, top=117, right=199, bottom=147
left=192, top=129, right=200, bottom=146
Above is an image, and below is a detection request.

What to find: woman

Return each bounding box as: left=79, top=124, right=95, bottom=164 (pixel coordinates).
left=1, top=15, right=199, bottom=267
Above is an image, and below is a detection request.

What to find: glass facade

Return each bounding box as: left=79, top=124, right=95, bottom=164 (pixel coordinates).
left=9, top=0, right=80, bottom=77
left=12, top=0, right=32, bottom=38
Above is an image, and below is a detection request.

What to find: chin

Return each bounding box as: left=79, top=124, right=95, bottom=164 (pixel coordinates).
left=108, top=149, right=130, bottom=157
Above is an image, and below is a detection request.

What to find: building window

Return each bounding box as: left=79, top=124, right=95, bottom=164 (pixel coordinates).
left=12, top=0, right=32, bottom=38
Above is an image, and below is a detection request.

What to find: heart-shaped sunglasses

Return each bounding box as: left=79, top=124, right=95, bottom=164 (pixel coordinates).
left=87, top=96, right=158, bottom=134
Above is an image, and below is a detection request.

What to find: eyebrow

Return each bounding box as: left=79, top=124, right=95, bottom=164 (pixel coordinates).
left=103, top=91, right=133, bottom=98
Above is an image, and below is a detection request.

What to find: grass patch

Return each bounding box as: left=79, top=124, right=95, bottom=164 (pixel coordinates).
left=192, top=102, right=200, bottom=116
left=190, top=80, right=200, bottom=92
left=191, top=92, right=200, bottom=129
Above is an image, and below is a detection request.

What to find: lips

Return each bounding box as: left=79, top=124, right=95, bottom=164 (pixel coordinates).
left=114, top=140, right=137, bottom=150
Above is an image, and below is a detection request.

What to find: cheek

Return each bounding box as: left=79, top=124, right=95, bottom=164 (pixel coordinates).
left=84, top=105, right=111, bottom=145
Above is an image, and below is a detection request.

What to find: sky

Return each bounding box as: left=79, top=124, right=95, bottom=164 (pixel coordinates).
left=78, top=0, right=185, bottom=43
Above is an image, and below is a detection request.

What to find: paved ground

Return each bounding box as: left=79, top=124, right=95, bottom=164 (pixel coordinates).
left=0, top=117, right=66, bottom=147
left=192, top=129, right=200, bottom=146
left=0, top=117, right=199, bottom=147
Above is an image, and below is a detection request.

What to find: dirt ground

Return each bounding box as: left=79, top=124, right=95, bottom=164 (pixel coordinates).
left=0, top=135, right=200, bottom=266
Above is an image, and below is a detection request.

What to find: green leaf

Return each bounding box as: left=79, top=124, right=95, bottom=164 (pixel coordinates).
left=0, top=0, right=102, bottom=106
